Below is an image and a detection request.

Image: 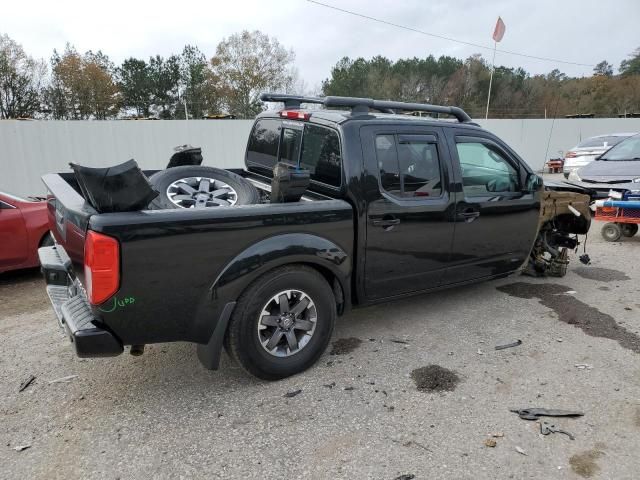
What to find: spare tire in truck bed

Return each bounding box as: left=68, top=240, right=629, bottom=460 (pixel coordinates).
left=147, top=165, right=260, bottom=209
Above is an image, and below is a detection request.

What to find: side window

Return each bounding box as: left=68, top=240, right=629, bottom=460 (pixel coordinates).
left=375, top=134, right=442, bottom=198
left=279, top=127, right=302, bottom=164
left=300, top=124, right=342, bottom=187
left=456, top=141, right=519, bottom=195
left=246, top=119, right=281, bottom=170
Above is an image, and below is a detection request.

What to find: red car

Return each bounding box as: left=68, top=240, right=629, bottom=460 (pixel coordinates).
left=0, top=192, right=52, bottom=274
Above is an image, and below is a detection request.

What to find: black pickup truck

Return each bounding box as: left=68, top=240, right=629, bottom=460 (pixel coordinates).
left=39, top=94, right=591, bottom=380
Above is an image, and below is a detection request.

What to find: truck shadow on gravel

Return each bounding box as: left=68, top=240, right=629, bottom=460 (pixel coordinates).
left=497, top=282, right=640, bottom=353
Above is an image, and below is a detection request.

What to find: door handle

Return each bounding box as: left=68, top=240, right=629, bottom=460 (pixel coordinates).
left=372, top=215, right=401, bottom=228
left=456, top=209, right=480, bottom=222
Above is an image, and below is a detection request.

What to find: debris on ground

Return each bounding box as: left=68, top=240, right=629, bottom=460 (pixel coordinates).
left=575, top=363, right=593, bottom=370
left=393, top=475, right=415, bottom=480
left=18, top=375, right=36, bottom=392
left=556, top=338, right=564, bottom=342
left=494, top=340, right=522, bottom=350
left=330, top=337, right=362, bottom=355
left=48, top=375, right=78, bottom=384
left=484, top=438, right=497, bottom=447
left=322, top=382, right=336, bottom=389
left=477, top=349, right=485, bottom=355
left=579, top=254, right=591, bottom=265
left=389, top=339, right=409, bottom=345
left=401, top=440, right=431, bottom=452
left=510, top=407, right=584, bottom=420
left=13, top=445, right=31, bottom=452
left=283, top=390, right=302, bottom=398
left=344, top=386, right=355, bottom=391
left=491, top=432, right=504, bottom=438
left=515, top=446, right=527, bottom=455
left=540, top=421, right=575, bottom=440
left=410, top=365, right=460, bottom=392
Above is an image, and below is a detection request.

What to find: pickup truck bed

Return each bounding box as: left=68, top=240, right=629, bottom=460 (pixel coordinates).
left=41, top=169, right=353, bottom=361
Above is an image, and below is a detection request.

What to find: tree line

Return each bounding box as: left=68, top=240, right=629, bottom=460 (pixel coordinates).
left=0, top=30, right=296, bottom=120
left=1, top=29, right=639, bottom=120
left=322, top=52, right=640, bottom=118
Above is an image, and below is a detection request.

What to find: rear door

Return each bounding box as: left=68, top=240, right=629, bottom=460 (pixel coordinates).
left=0, top=199, right=28, bottom=269
left=445, top=132, right=540, bottom=283
left=361, top=125, right=456, bottom=299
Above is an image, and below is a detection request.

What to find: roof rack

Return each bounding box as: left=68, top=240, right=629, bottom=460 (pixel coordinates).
left=260, top=93, right=473, bottom=123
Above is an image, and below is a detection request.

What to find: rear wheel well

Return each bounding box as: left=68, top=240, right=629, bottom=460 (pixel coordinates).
left=304, top=263, right=345, bottom=315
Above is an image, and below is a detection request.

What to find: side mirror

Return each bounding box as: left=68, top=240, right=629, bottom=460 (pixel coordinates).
left=525, top=173, right=543, bottom=192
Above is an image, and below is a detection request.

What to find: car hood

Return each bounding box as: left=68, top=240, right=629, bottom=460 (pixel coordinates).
left=578, top=159, right=640, bottom=183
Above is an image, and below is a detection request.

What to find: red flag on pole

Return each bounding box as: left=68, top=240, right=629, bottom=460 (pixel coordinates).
left=492, top=17, right=506, bottom=42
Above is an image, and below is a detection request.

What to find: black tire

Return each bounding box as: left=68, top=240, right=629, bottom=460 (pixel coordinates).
left=147, top=165, right=259, bottom=210
left=601, top=222, right=622, bottom=242
left=620, top=223, right=638, bottom=237
left=226, top=265, right=336, bottom=380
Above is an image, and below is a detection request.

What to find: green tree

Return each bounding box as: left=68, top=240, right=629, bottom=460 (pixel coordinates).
left=0, top=33, right=46, bottom=119
left=593, top=60, right=613, bottom=76
left=620, top=47, right=640, bottom=76
left=179, top=45, right=220, bottom=118
left=211, top=30, right=295, bottom=118
left=147, top=54, right=181, bottom=119
left=117, top=58, right=152, bottom=117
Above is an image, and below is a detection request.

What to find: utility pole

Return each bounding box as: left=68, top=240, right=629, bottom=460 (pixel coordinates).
left=485, top=41, right=497, bottom=120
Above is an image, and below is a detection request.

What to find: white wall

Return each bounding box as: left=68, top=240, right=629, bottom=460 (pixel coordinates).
left=477, top=118, right=640, bottom=172
left=2, top=118, right=640, bottom=197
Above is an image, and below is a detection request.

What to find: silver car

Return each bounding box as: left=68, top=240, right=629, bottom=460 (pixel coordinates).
left=563, top=133, right=636, bottom=178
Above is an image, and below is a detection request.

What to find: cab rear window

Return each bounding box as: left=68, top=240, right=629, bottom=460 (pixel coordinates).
left=246, top=119, right=342, bottom=187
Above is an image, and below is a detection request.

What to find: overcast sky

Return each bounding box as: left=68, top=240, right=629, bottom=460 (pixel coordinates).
left=4, top=0, right=639, bottom=89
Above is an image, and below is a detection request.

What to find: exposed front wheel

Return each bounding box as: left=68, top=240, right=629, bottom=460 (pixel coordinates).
left=601, top=222, right=622, bottom=242
left=226, top=265, right=336, bottom=380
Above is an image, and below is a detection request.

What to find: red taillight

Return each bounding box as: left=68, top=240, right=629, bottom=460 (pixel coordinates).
left=565, top=151, right=577, bottom=158
left=280, top=110, right=311, bottom=120
left=84, top=230, right=120, bottom=305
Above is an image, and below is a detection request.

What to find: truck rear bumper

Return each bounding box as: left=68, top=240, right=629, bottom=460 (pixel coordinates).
left=39, top=246, right=123, bottom=357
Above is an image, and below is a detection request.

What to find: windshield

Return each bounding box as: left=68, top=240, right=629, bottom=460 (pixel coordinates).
left=600, top=134, right=640, bottom=161
left=577, top=136, right=628, bottom=149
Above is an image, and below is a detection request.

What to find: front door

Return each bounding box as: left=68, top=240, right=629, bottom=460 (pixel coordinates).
left=445, top=133, right=540, bottom=283
left=361, top=126, right=456, bottom=300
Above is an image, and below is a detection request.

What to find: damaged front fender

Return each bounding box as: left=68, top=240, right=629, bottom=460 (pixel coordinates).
left=524, top=188, right=592, bottom=277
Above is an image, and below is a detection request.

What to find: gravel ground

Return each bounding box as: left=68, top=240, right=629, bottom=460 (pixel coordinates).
left=1, top=221, right=639, bottom=480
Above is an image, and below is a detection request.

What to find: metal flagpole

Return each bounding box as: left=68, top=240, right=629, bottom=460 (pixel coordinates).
left=485, top=40, right=497, bottom=120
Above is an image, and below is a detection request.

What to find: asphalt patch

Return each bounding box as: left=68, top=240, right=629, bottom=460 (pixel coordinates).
left=573, top=267, right=630, bottom=282
left=411, top=365, right=460, bottom=392
left=330, top=337, right=362, bottom=355
left=497, top=283, right=640, bottom=354
left=569, top=448, right=605, bottom=478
